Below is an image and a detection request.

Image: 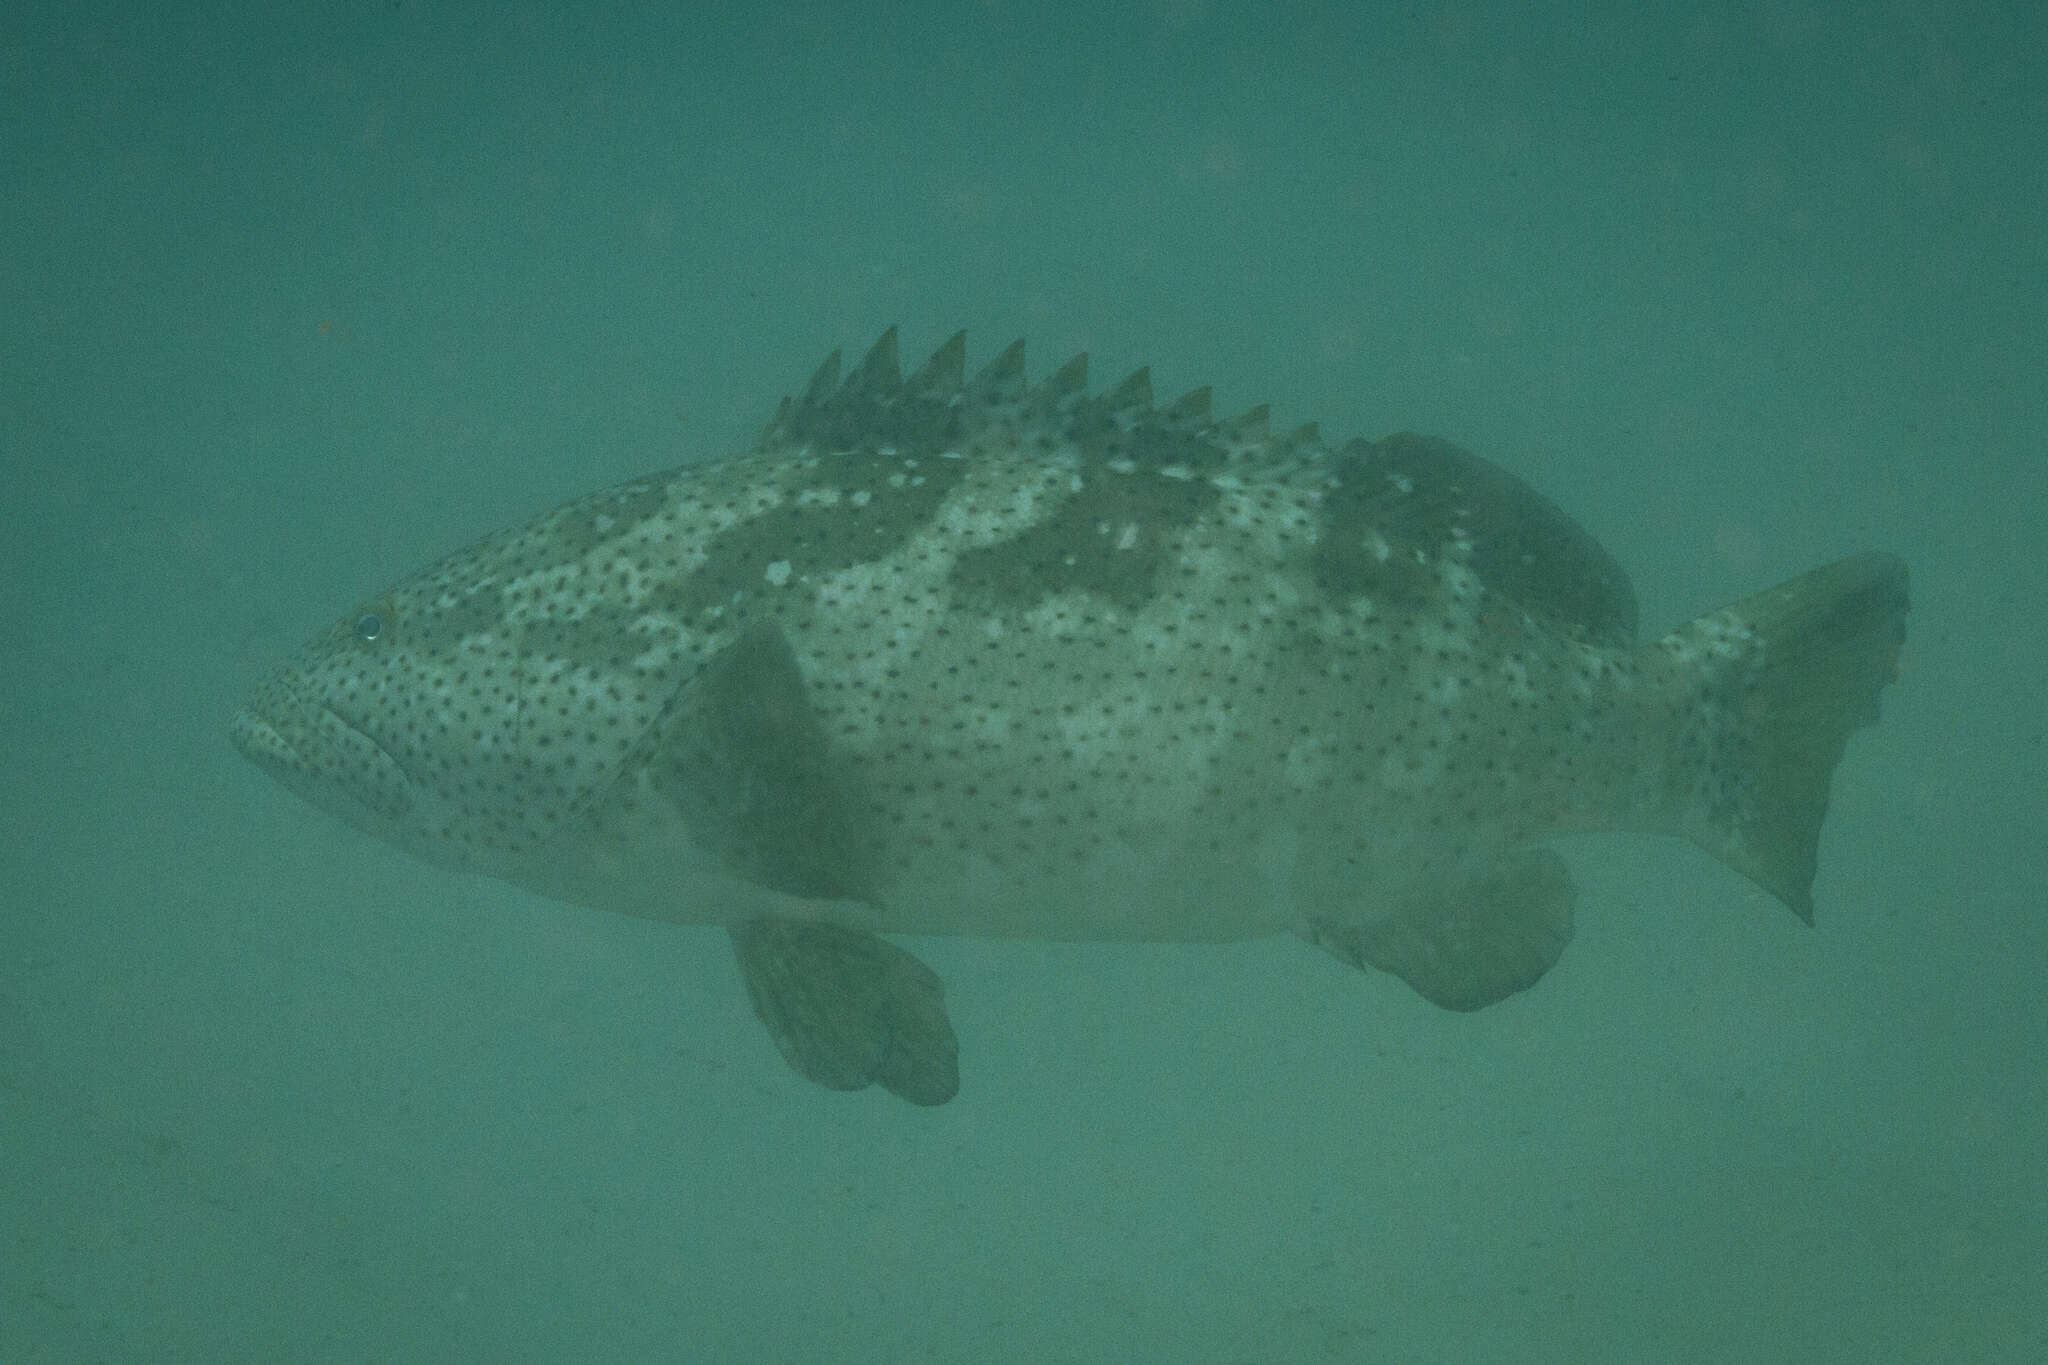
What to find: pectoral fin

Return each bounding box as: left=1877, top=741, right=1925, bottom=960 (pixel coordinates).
left=657, top=620, right=877, bottom=903
left=1306, top=848, right=1576, bottom=1011
left=730, top=918, right=960, bottom=1106
left=669, top=623, right=956, bottom=1103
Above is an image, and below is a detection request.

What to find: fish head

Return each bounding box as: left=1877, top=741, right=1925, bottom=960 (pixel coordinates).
left=231, top=493, right=690, bottom=874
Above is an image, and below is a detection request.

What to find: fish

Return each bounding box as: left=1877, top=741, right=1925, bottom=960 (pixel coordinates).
left=232, top=328, right=1909, bottom=1105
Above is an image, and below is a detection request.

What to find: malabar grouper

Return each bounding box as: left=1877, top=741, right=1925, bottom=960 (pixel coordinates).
left=232, top=328, right=1909, bottom=1105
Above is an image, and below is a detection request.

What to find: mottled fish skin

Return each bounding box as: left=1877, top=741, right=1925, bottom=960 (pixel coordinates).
left=233, top=329, right=1904, bottom=959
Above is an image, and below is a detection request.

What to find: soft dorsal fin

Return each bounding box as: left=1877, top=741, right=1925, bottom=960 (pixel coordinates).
left=1317, top=433, right=1638, bottom=643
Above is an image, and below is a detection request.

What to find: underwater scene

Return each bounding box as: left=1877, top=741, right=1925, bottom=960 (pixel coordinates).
left=3, top=3, right=2041, bottom=1360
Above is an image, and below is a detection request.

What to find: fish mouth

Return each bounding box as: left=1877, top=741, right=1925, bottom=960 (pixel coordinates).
left=230, top=679, right=416, bottom=826
left=228, top=703, right=298, bottom=771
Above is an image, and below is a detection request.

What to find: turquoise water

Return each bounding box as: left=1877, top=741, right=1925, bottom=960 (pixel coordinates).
left=3, top=3, right=2040, bottom=1360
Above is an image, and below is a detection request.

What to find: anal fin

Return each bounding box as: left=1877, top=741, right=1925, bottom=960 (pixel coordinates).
left=1307, top=848, right=1576, bottom=1012
left=730, top=918, right=960, bottom=1105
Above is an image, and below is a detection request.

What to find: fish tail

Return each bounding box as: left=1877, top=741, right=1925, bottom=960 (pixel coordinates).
left=1654, top=552, right=1909, bottom=922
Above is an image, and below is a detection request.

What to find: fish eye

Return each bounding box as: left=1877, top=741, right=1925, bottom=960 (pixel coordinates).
left=345, top=595, right=399, bottom=645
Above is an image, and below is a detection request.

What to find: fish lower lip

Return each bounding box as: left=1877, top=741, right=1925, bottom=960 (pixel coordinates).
left=230, top=706, right=298, bottom=767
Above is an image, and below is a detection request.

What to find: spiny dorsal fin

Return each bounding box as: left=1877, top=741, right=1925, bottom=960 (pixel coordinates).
left=907, top=330, right=966, bottom=398
left=1214, top=403, right=1269, bottom=455
left=843, top=326, right=901, bottom=397
left=1028, top=351, right=1090, bottom=418
left=1102, top=366, right=1153, bottom=419
left=966, top=338, right=1027, bottom=405
left=798, top=348, right=841, bottom=411
left=761, top=333, right=1344, bottom=477
left=1274, top=420, right=1321, bottom=456
left=759, top=329, right=949, bottom=453
left=1163, top=385, right=1211, bottom=426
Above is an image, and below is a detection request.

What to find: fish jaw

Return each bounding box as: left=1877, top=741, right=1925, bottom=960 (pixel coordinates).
left=231, top=668, right=423, bottom=850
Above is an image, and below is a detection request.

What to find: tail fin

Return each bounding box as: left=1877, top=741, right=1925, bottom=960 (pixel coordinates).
left=1658, top=553, right=1908, bottom=922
